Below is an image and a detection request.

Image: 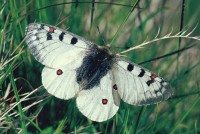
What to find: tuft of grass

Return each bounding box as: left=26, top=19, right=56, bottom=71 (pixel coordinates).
left=0, top=0, right=200, bottom=133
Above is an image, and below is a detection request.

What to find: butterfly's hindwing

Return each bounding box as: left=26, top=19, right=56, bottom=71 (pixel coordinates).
left=25, top=23, right=91, bottom=68
left=76, top=72, right=120, bottom=122
left=113, top=59, right=173, bottom=105
left=42, top=66, right=80, bottom=100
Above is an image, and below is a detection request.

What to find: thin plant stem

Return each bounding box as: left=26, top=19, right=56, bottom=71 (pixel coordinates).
left=110, top=0, right=140, bottom=46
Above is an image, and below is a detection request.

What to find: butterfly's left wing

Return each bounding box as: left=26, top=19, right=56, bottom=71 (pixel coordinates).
left=76, top=72, right=120, bottom=122
left=112, top=58, right=173, bottom=105
left=42, top=66, right=80, bottom=100
left=25, top=23, right=91, bottom=69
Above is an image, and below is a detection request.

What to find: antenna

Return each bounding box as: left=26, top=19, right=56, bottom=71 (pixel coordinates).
left=97, top=26, right=107, bottom=45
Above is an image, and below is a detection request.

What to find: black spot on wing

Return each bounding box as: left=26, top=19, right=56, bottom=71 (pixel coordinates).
left=146, top=79, right=154, bottom=86
left=127, top=64, right=134, bottom=71
left=59, top=32, right=65, bottom=41
left=113, top=84, right=118, bottom=90
left=47, top=32, right=52, bottom=40
left=138, top=69, right=145, bottom=77
left=71, top=37, right=78, bottom=45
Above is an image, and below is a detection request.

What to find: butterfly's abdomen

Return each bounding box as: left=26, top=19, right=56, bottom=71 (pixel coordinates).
left=76, top=46, right=114, bottom=89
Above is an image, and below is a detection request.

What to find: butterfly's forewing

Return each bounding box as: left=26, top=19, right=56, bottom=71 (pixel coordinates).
left=113, top=59, right=173, bottom=105
left=42, top=66, right=80, bottom=100
left=76, top=72, right=120, bottom=122
left=25, top=23, right=90, bottom=69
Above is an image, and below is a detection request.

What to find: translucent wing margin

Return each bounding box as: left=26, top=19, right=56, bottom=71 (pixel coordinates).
left=113, top=58, right=173, bottom=105
left=25, top=23, right=92, bottom=68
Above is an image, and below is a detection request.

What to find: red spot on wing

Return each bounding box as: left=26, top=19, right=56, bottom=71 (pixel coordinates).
left=49, top=27, right=54, bottom=33
left=57, top=69, right=63, bottom=75
left=113, top=84, right=118, bottom=90
left=102, top=99, right=108, bottom=105
left=151, top=74, right=157, bottom=79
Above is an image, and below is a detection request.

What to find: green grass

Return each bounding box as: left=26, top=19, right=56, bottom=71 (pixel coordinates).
left=1, top=0, right=200, bottom=133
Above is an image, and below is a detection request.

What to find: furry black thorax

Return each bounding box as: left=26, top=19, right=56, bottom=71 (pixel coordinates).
left=76, top=45, right=114, bottom=89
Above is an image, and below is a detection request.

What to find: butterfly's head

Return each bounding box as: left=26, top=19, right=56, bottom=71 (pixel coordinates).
left=97, top=44, right=113, bottom=56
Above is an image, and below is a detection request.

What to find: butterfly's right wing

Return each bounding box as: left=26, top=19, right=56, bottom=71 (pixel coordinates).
left=25, top=23, right=91, bottom=69
left=112, top=59, right=173, bottom=105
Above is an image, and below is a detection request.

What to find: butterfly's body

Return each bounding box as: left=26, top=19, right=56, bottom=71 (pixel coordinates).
left=76, top=45, right=114, bottom=89
left=25, top=23, right=173, bottom=122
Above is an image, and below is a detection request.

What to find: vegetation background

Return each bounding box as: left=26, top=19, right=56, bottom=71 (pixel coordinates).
left=0, top=0, right=200, bottom=133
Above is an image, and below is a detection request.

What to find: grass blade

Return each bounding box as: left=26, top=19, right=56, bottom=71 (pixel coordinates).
left=170, top=95, right=200, bottom=133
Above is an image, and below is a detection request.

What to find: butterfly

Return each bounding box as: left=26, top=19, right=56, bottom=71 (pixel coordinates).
left=25, top=23, right=173, bottom=122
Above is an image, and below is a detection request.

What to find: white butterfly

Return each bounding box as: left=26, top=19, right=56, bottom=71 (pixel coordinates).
left=25, top=23, right=173, bottom=122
